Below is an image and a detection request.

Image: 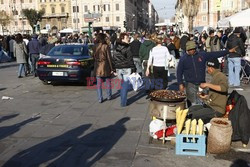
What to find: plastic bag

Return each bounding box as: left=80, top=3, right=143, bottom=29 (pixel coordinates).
left=128, top=72, right=143, bottom=91
left=149, top=119, right=165, bottom=137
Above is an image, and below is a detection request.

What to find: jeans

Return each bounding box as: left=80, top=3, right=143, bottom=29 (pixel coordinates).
left=96, top=76, right=112, bottom=102
left=116, top=68, right=132, bottom=107
left=133, top=58, right=142, bottom=74
left=188, top=104, right=223, bottom=123
left=228, top=57, right=241, bottom=86
left=18, top=63, right=26, bottom=77
left=30, top=54, right=39, bottom=75
left=186, top=82, right=201, bottom=107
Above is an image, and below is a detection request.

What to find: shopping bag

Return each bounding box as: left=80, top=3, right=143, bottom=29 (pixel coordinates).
left=128, top=72, right=143, bottom=91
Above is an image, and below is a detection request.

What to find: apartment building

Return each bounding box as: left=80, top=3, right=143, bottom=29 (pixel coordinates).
left=193, top=0, right=249, bottom=29
left=175, top=0, right=249, bottom=32
left=0, top=0, right=38, bottom=34
left=38, top=0, right=71, bottom=34
left=77, top=0, right=151, bottom=32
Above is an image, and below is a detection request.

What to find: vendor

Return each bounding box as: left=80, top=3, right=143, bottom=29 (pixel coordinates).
left=188, top=58, right=228, bottom=123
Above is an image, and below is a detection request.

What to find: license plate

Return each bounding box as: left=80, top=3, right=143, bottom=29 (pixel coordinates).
left=52, top=72, right=64, bottom=76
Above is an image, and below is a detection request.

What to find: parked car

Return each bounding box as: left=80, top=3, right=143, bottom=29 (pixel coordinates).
left=37, top=44, right=94, bottom=84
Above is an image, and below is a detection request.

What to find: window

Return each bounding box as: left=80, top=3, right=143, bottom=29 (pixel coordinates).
left=93, top=5, right=95, bottom=12
left=73, top=18, right=79, bottom=23
left=21, top=0, right=24, bottom=3
left=116, top=16, right=120, bottom=22
left=202, top=1, right=207, bottom=11
left=1, top=0, right=3, bottom=4
left=51, top=7, right=55, bottom=14
left=202, top=16, right=207, bottom=22
left=61, top=7, right=65, bottom=13
left=29, top=0, right=32, bottom=2
left=84, top=5, right=88, bottom=12
left=15, top=21, right=18, bottom=26
left=62, top=18, right=66, bottom=23
left=106, top=17, right=109, bottom=22
left=42, top=8, right=46, bottom=13
left=23, top=21, right=26, bottom=25
left=116, top=4, right=119, bottom=10
left=73, top=6, right=79, bottom=12
left=104, top=4, right=110, bottom=11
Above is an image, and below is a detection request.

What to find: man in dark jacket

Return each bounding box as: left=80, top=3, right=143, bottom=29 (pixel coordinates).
left=130, top=33, right=142, bottom=74
left=177, top=41, right=236, bottom=106
left=226, top=27, right=246, bottom=88
left=113, top=33, right=135, bottom=107
left=139, top=33, right=155, bottom=76
left=28, top=34, right=41, bottom=76
left=180, top=32, right=189, bottom=54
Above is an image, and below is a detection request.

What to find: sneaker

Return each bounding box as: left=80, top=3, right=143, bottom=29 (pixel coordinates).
left=98, top=99, right=103, bottom=103
left=18, top=76, right=23, bottom=78
left=233, top=86, right=243, bottom=91
left=107, top=97, right=112, bottom=100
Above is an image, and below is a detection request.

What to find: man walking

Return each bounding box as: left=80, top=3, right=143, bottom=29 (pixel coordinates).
left=28, top=34, right=40, bottom=76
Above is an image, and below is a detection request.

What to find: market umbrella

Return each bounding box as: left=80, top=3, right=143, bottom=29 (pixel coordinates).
left=217, top=8, right=250, bottom=27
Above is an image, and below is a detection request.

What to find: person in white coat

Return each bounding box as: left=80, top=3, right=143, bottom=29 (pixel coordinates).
left=146, top=35, right=171, bottom=89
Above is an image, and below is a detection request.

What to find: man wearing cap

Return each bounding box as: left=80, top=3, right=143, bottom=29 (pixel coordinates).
left=177, top=40, right=236, bottom=106
left=188, top=58, right=228, bottom=123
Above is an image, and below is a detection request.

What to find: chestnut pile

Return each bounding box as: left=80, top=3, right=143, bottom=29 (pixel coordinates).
left=150, top=90, right=186, bottom=100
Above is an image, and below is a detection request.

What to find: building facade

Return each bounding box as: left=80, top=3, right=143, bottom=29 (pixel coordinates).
left=193, top=0, right=250, bottom=29
left=0, top=0, right=38, bottom=34
left=175, top=0, right=250, bottom=32
left=38, top=0, right=72, bottom=34
left=0, top=0, right=155, bottom=34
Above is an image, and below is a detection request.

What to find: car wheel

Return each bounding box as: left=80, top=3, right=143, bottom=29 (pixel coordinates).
left=42, top=80, right=49, bottom=85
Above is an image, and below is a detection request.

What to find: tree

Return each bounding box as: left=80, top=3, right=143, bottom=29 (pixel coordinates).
left=22, top=9, right=45, bottom=34
left=180, top=0, right=201, bottom=32
left=0, top=11, right=11, bottom=35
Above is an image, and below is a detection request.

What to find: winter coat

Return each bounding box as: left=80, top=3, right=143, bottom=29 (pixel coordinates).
left=130, top=39, right=141, bottom=58
left=226, top=34, right=245, bottom=58
left=39, top=44, right=55, bottom=55
left=173, top=36, right=180, bottom=50
left=180, top=34, right=189, bottom=51
left=139, top=39, right=156, bottom=61
left=177, top=50, right=229, bottom=85
left=13, top=41, right=28, bottom=64
left=93, top=43, right=113, bottom=77
left=113, top=41, right=135, bottom=69
left=28, top=38, right=41, bottom=54
left=210, top=36, right=221, bottom=52
left=228, top=90, right=250, bottom=145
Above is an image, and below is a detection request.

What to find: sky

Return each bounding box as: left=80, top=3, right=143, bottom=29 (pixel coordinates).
left=150, top=0, right=177, bottom=19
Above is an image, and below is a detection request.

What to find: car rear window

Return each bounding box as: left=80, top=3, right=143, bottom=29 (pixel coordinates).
left=48, top=45, right=88, bottom=56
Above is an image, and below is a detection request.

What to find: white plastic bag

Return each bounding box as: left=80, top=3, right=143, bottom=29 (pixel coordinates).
left=128, top=72, right=143, bottom=91
left=149, top=119, right=165, bottom=137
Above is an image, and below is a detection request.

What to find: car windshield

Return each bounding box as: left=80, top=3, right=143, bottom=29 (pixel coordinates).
left=47, top=45, right=89, bottom=57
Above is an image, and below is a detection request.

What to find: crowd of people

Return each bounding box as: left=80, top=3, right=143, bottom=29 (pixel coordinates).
left=0, top=27, right=249, bottom=122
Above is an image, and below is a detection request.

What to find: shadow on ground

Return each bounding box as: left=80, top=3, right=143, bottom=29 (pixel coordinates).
left=0, top=117, right=40, bottom=140
left=213, top=150, right=250, bottom=166
left=0, top=114, right=19, bottom=123
left=3, top=117, right=130, bottom=167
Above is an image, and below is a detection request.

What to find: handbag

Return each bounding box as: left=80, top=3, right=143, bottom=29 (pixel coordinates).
left=128, top=72, right=143, bottom=91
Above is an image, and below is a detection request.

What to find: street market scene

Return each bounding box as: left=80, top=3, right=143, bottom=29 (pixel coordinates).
left=0, top=0, right=250, bottom=166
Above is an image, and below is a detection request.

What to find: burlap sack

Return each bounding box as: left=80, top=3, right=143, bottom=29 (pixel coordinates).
left=207, top=118, right=233, bottom=154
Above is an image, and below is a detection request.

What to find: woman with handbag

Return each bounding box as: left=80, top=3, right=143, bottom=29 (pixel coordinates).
left=93, top=33, right=114, bottom=103
left=13, top=34, right=28, bottom=78
left=146, top=35, right=171, bottom=90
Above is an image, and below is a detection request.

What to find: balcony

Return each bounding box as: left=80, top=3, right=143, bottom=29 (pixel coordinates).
left=42, top=13, right=69, bottom=18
